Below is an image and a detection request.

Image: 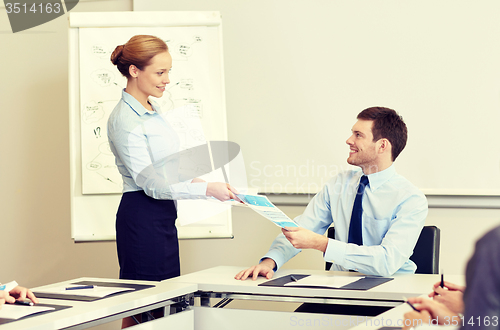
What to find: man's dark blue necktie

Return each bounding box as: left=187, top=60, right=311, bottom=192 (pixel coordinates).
left=348, top=175, right=369, bottom=245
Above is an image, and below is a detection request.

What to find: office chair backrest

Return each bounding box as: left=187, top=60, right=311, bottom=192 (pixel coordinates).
left=325, top=227, right=336, bottom=271
left=324, top=225, right=440, bottom=274
left=409, top=225, right=441, bottom=274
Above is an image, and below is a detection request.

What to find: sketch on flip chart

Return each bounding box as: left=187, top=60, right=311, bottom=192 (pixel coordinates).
left=78, top=27, right=211, bottom=194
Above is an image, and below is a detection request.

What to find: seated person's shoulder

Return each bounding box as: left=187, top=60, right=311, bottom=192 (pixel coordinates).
left=323, top=168, right=361, bottom=189
left=391, top=173, right=426, bottom=198
left=477, top=225, right=500, bottom=250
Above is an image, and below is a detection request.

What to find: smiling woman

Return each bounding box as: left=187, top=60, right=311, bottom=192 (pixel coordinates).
left=123, top=51, right=171, bottom=108
left=107, top=34, right=238, bottom=328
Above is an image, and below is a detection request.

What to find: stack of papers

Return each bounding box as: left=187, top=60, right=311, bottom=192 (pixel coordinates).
left=0, top=304, right=55, bottom=320
left=237, top=194, right=300, bottom=228
left=34, top=285, right=135, bottom=298
left=284, top=275, right=361, bottom=288
left=0, top=281, right=18, bottom=292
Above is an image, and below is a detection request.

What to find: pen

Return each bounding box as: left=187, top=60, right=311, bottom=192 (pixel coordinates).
left=406, top=300, right=418, bottom=312
left=65, top=285, right=95, bottom=290
left=15, top=300, right=34, bottom=306
left=290, top=275, right=298, bottom=282
left=440, top=273, right=444, bottom=288
left=403, top=296, right=418, bottom=312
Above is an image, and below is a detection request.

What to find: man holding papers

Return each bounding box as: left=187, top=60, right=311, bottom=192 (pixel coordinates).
left=235, top=107, right=428, bottom=281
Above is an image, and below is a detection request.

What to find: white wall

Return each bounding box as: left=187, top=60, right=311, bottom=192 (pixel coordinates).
left=0, top=0, right=132, bottom=288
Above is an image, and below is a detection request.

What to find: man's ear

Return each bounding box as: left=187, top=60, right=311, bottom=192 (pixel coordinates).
left=378, top=138, right=391, bottom=154
left=129, top=65, right=139, bottom=78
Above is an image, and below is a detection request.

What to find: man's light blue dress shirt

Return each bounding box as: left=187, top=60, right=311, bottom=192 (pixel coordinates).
left=263, top=164, right=428, bottom=277
left=107, top=90, right=207, bottom=200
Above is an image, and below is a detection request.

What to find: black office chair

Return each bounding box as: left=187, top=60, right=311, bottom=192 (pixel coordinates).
left=409, top=225, right=441, bottom=274
left=325, top=225, right=441, bottom=274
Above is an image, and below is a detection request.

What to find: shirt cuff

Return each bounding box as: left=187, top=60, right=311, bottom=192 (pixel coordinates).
left=261, top=251, right=284, bottom=271
left=324, top=238, right=347, bottom=267
left=187, top=182, right=208, bottom=197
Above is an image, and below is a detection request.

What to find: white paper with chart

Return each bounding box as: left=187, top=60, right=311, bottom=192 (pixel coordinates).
left=237, top=194, right=299, bottom=228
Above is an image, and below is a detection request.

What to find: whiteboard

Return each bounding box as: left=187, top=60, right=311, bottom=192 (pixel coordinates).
left=79, top=26, right=214, bottom=194
left=135, top=0, right=500, bottom=196
left=69, top=11, right=239, bottom=241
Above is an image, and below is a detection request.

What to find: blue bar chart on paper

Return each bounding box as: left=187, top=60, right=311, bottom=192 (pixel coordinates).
left=237, top=194, right=299, bottom=228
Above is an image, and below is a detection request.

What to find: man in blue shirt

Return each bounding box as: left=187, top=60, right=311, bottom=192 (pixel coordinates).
left=235, top=107, right=428, bottom=281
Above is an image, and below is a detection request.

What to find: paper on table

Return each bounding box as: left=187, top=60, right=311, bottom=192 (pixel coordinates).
left=0, top=304, right=55, bottom=320
left=34, top=285, right=135, bottom=298
left=284, top=275, right=362, bottom=288
left=237, top=194, right=300, bottom=228
left=0, top=281, right=19, bottom=293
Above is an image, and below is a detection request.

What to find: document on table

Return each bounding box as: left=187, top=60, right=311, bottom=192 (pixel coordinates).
left=0, top=281, right=18, bottom=292
left=0, top=304, right=55, bottom=320
left=284, top=275, right=361, bottom=288
left=34, top=285, right=135, bottom=298
left=236, top=194, right=300, bottom=228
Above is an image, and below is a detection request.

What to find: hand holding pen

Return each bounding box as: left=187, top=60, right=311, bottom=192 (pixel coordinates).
left=402, top=297, right=459, bottom=329
left=0, top=285, right=39, bottom=308
left=428, top=280, right=465, bottom=314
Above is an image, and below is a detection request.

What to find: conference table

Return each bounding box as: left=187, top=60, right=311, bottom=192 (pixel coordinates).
left=1, top=266, right=464, bottom=329
left=0, top=278, right=196, bottom=330
left=170, top=266, right=464, bottom=330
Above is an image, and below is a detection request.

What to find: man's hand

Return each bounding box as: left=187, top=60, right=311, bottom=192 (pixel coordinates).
left=234, top=258, right=276, bottom=281
left=281, top=227, right=328, bottom=252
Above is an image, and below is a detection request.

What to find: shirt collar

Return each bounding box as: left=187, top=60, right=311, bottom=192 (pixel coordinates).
left=364, top=164, right=396, bottom=191
left=121, top=89, right=160, bottom=115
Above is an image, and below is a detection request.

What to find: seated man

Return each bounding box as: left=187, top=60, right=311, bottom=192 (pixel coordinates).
left=235, top=107, right=428, bottom=281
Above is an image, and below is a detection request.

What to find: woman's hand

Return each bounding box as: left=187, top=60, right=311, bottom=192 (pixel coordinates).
left=0, top=286, right=38, bottom=309
left=403, top=297, right=459, bottom=329
left=428, top=281, right=465, bottom=314
left=206, top=182, right=240, bottom=201
left=8, top=286, right=38, bottom=304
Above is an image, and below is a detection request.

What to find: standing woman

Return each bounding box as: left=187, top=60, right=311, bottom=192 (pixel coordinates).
left=108, top=35, right=237, bottom=326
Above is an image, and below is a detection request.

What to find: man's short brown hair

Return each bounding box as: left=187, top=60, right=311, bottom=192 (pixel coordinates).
left=357, top=107, right=408, bottom=161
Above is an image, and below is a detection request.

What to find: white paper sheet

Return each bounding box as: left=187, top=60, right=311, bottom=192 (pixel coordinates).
left=236, top=194, right=299, bottom=228
left=0, top=304, right=55, bottom=320
left=284, top=275, right=362, bottom=288
left=34, top=285, right=135, bottom=298
left=0, top=281, right=18, bottom=293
